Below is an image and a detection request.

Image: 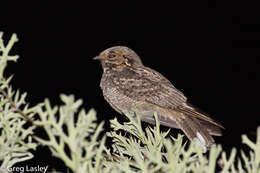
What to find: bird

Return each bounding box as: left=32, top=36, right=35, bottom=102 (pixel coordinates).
left=94, top=46, right=224, bottom=149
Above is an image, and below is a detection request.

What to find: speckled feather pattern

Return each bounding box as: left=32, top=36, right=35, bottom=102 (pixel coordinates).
left=101, top=66, right=187, bottom=110
left=96, top=46, right=223, bottom=148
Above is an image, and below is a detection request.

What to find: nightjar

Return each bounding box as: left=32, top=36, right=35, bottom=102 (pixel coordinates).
left=94, top=46, right=224, bottom=149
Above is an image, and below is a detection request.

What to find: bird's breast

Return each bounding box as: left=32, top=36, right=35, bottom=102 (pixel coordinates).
left=100, top=73, right=135, bottom=113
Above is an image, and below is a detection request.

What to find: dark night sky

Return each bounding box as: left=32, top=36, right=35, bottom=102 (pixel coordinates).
left=1, top=1, right=260, bottom=171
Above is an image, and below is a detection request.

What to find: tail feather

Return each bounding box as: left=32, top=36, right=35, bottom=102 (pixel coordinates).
left=199, top=119, right=222, bottom=136
left=138, top=103, right=223, bottom=149
left=141, top=110, right=217, bottom=147
left=175, top=116, right=215, bottom=148
left=177, top=103, right=224, bottom=129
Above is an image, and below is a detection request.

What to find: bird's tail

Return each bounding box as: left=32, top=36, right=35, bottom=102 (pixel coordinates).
left=142, top=110, right=220, bottom=148
left=139, top=103, right=223, bottom=149
left=175, top=115, right=215, bottom=148
left=165, top=105, right=223, bottom=148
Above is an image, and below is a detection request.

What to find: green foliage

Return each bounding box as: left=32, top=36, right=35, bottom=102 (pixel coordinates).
left=107, top=113, right=260, bottom=173
left=0, top=32, right=19, bottom=78
left=34, top=95, right=107, bottom=173
left=0, top=33, right=40, bottom=172
left=0, top=32, right=260, bottom=173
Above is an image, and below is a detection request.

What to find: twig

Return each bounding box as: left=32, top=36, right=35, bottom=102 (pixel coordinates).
left=102, top=152, right=125, bottom=162
left=0, top=87, right=33, bottom=123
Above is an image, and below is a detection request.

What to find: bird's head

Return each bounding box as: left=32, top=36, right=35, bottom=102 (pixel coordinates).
left=94, top=46, right=143, bottom=70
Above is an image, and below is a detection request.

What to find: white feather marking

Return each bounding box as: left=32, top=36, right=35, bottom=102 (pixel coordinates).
left=196, top=132, right=207, bottom=152
left=182, top=103, right=194, bottom=109
left=196, top=132, right=206, bottom=145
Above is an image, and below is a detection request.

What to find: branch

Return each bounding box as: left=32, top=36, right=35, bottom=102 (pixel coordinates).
left=0, top=87, right=33, bottom=123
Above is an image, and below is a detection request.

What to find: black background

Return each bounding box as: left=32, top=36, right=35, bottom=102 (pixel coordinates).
left=1, top=1, right=260, bottom=172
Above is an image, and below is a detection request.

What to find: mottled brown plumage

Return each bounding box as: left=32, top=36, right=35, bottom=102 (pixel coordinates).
left=94, top=46, right=224, bottom=148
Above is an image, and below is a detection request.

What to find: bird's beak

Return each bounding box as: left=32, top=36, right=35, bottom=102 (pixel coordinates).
left=93, top=56, right=103, bottom=60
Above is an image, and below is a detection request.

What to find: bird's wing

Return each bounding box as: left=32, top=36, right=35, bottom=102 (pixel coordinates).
left=175, top=103, right=224, bottom=129
left=137, top=67, right=224, bottom=130
left=112, top=66, right=187, bottom=110
left=113, top=67, right=224, bottom=130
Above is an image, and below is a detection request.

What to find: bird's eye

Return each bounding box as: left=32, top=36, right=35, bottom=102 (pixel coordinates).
left=108, top=51, right=117, bottom=59
left=123, top=55, right=134, bottom=64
